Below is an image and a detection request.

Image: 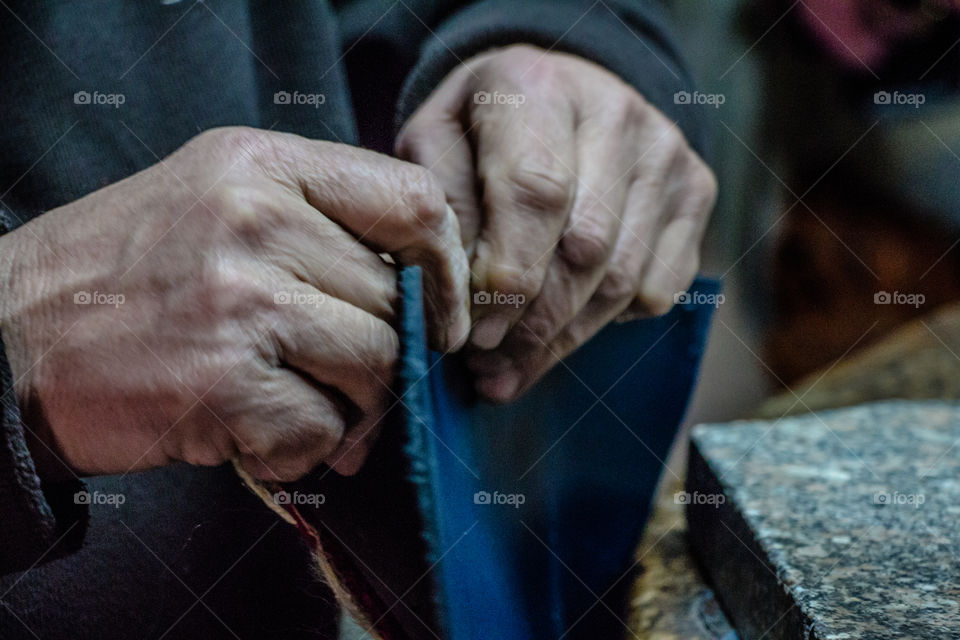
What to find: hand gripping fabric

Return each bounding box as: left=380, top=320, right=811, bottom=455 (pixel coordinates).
left=239, top=266, right=719, bottom=640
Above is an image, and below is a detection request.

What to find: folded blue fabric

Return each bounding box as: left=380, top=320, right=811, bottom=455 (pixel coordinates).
left=0, top=264, right=716, bottom=640
left=392, top=267, right=719, bottom=640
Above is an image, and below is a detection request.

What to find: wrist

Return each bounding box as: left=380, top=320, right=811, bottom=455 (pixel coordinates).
left=0, top=226, right=31, bottom=401
left=0, top=227, right=71, bottom=481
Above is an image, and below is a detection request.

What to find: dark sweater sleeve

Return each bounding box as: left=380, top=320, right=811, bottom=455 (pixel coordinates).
left=396, top=0, right=712, bottom=159
left=0, top=208, right=87, bottom=576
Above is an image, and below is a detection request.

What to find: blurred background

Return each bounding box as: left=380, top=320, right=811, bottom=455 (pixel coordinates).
left=663, top=0, right=960, bottom=462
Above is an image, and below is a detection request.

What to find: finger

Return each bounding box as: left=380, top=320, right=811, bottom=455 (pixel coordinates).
left=486, top=197, right=701, bottom=400
left=468, top=89, right=577, bottom=350
left=618, top=222, right=701, bottom=322
left=250, top=129, right=470, bottom=351
left=397, top=71, right=483, bottom=253
left=470, top=168, right=671, bottom=402
left=323, top=354, right=396, bottom=476
left=235, top=368, right=347, bottom=482
left=634, top=216, right=702, bottom=315
left=474, top=156, right=714, bottom=401
left=587, top=124, right=693, bottom=317
left=473, top=290, right=631, bottom=403
left=470, top=114, right=668, bottom=380
left=492, top=113, right=630, bottom=352
left=323, top=409, right=386, bottom=476
left=233, top=188, right=398, bottom=321
left=271, top=282, right=398, bottom=423
left=634, top=157, right=715, bottom=314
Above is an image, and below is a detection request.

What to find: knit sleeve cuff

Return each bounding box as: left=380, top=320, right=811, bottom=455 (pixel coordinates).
left=396, top=0, right=712, bottom=159
left=0, top=211, right=87, bottom=575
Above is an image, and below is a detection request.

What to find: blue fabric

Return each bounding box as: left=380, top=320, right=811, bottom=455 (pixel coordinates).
left=398, top=267, right=719, bottom=640
left=0, top=265, right=716, bottom=640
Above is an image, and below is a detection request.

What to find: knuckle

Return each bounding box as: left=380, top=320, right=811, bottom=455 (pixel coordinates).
left=186, top=126, right=229, bottom=150
left=561, top=218, right=615, bottom=269
left=642, top=122, right=686, bottom=167
left=198, top=259, right=271, bottom=316
left=203, top=184, right=275, bottom=237
left=499, top=162, right=573, bottom=214
left=486, top=266, right=542, bottom=303
left=196, top=126, right=274, bottom=162
left=520, top=313, right=556, bottom=343
left=602, top=90, right=644, bottom=127
left=634, top=125, right=687, bottom=184
left=598, top=264, right=638, bottom=302
left=304, top=415, right=347, bottom=458
left=660, top=127, right=686, bottom=157
left=238, top=430, right=276, bottom=464
left=402, top=167, right=448, bottom=231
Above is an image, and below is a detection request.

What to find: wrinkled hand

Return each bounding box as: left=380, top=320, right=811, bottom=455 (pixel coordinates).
left=398, top=45, right=716, bottom=402
left=0, top=127, right=469, bottom=480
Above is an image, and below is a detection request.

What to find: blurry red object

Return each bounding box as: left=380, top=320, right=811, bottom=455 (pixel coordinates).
left=798, top=0, right=960, bottom=70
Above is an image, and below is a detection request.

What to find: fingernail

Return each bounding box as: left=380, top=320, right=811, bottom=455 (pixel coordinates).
left=470, top=316, right=510, bottom=350
left=475, top=369, right=521, bottom=403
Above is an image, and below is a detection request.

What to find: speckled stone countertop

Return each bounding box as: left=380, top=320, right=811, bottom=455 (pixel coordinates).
left=624, top=301, right=960, bottom=640
left=625, top=474, right=736, bottom=640
left=687, top=400, right=960, bottom=639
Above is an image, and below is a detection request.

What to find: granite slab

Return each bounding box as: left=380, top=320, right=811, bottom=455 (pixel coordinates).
left=625, top=301, right=960, bottom=640
left=687, top=400, right=960, bottom=640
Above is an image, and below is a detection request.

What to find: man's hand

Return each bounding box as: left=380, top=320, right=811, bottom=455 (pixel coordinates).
left=397, top=45, right=717, bottom=402
left=0, top=127, right=469, bottom=480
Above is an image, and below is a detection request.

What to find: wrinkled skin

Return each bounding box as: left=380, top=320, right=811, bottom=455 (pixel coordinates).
left=1, top=45, right=717, bottom=482
left=398, top=45, right=717, bottom=402
left=0, top=127, right=470, bottom=480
